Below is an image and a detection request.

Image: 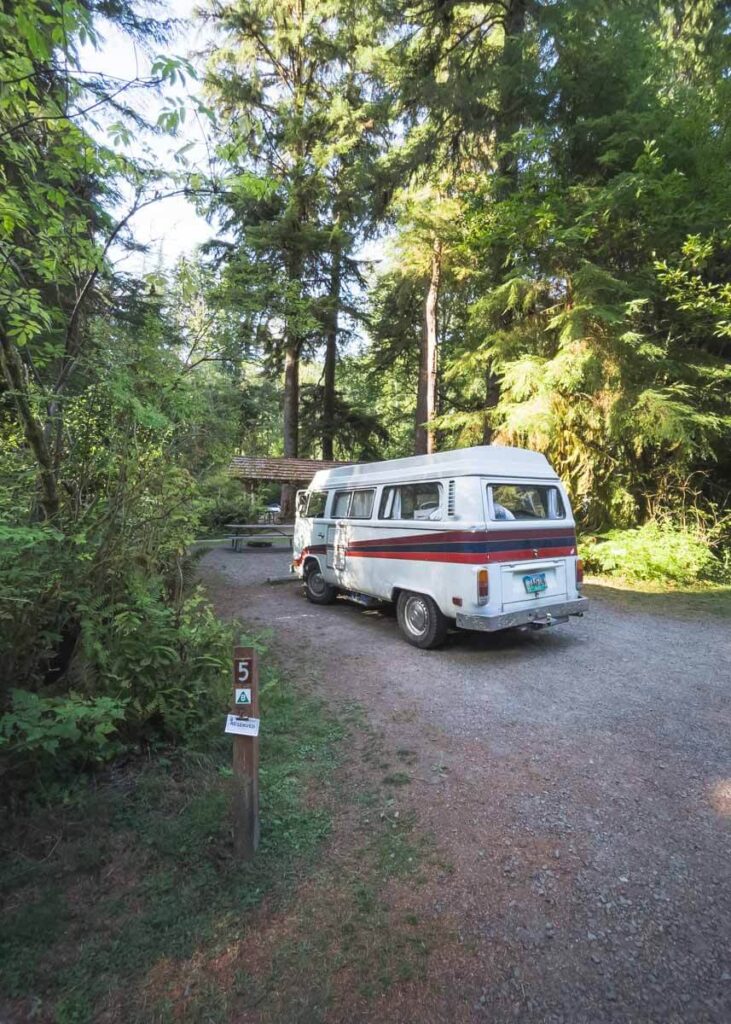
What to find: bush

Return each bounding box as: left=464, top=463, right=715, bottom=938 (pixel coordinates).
left=0, top=587, right=232, bottom=801
left=0, top=690, right=126, bottom=795
left=76, top=584, right=232, bottom=742
left=0, top=524, right=69, bottom=684
left=582, top=523, right=722, bottom=585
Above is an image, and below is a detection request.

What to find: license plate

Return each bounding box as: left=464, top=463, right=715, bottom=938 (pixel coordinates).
left=523, top=572, right=547, bottom=594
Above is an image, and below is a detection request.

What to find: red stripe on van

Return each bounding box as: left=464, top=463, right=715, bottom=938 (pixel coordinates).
left=346, top=546, right=576, bottom=564
left=292, top=544, right=327, bottom=568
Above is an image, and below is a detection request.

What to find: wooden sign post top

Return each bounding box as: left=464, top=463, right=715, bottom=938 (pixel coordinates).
left=230, top=646, right=260, bottom=859
left=233, top=647, right=259, bottom=718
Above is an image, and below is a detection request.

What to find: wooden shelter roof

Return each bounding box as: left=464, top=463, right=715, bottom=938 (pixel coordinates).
left=229, top=456, right=350, bottom=483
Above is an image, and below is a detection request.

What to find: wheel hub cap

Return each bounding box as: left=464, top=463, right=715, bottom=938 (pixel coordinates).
left=405, top=597, right=428, bottom=635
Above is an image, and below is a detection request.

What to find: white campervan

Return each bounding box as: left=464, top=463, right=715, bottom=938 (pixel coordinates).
left=292, top=446, right=587, bottom=648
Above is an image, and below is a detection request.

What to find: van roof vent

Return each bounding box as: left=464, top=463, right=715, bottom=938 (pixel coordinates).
left=447, top=479, right=456, bottom=516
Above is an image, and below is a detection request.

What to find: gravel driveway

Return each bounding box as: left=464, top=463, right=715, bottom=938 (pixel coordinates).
left=201, top=547, right=731, bottom=1024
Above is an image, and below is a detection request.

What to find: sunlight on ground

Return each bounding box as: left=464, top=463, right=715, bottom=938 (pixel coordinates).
left=709, top=780, right=731, bottom=817
left=586, top=575, right=731, bottom=596
left=584, top=579, right=731, bottom=619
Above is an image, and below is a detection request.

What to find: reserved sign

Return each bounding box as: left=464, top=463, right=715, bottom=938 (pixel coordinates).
left=225, top=714, right=260, bottom=737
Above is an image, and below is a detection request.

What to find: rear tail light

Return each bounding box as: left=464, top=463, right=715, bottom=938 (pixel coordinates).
left=477, top=568, right=489, bottom=605
left=576, top=558, right=584, bottom=587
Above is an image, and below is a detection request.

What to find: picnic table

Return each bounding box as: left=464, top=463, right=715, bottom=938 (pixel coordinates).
left=228, top=523, right=294, bottom=553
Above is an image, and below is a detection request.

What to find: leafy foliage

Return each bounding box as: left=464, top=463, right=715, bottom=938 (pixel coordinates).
left=204, top=0, right=392, bottom=468
left=582, top=524, right=722, bottom=586
left=0, top=2, right=236, bottom=798
left=370, top=0, right=731, bottom=538
left=0, top=690, right=126, bottom=790
left=198, top=469, right=267, bottom=532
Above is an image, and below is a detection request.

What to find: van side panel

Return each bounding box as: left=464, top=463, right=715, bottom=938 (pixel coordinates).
left=320, top=476, right=486, bottom=616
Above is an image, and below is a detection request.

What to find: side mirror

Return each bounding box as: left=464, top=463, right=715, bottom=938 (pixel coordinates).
left=296, top=491, right=307, bottom=517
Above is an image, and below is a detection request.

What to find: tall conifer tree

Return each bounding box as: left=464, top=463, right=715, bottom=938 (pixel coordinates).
left=205, top=0, right=390, bottom=498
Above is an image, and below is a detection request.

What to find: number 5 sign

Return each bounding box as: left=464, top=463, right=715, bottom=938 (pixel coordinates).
left=236, top=658, right=252, bottom=685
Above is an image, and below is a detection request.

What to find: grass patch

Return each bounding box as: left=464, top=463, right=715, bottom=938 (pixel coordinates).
left=0, top=631, right=446, bottom=1024
left=372, top=809, right=432, bottom=879
left=0, top=635, right=343, bottom=1022
left=383, top=771, right=412, bottom=787
left=218, top=808, right=438, bottom=1023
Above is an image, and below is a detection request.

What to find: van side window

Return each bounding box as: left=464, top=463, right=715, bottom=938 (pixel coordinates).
left=488, top=484, right=565, bottom=521
left=350, top=489, right=375, bottom=519
left=379, top=482, right=442, bottom=521
left=333, top=491, right=351, bottom=518
left=332, top=489, right=375, bottom=519
left=306, top=490, right=328, bottom=518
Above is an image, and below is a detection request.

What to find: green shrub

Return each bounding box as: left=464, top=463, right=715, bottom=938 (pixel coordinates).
left=0, top=524, right=69, bottom=683
left=0, top=690, right=126, bottom=790
left=76, top=584, right=232, bottom=741
left=582, top=523, right=721, bottom=585
left=0, top=588, right=232, bottom=800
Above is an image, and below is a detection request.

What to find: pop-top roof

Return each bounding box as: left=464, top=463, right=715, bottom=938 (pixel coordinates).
left=309, top=445, right=556, bottom=489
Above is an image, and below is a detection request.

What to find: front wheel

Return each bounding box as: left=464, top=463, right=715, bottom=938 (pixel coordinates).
left=304, top=564, right=337, bottom=605
left=396, top=590, right=448, bottom=649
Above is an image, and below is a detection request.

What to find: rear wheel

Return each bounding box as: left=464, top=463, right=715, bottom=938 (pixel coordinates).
left=396, top=590, right=448, bottom=649
left=304, top=563, right=337, bottom=605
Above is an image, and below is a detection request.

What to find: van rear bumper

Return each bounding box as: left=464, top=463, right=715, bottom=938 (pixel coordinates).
left=456, top=597, right=588, bottom=632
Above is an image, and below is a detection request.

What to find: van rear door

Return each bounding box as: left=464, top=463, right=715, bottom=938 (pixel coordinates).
left=484, top=479, right=574, bottom=612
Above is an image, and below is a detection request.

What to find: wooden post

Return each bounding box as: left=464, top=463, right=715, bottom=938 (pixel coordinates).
left=231, top=646, right=260, bottom=859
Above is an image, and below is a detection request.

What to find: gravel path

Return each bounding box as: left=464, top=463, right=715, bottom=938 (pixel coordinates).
left=201, top=547, right=731, bottom=1024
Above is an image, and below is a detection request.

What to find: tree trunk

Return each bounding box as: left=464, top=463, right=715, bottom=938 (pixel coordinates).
left=280, top=341, right=300, bottom=519
left=482, top=369, right=501, bottom=444
left=322, top=245, right=341, bottom=461
left=0, top=328, right=60, bottom=521
left=282, top=342, right=299, bottom=459
left=495, top=0, right=527, bottom=192
left=415, top=237, right=442, bottom=455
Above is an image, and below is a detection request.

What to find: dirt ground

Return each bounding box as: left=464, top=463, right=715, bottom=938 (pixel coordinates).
left=201, top=547, right=731, bottom=1024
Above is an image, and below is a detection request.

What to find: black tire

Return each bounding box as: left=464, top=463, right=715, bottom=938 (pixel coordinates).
left=396, top=590, right=448, bottom=649
left=304, top=563, right=337, bottom=605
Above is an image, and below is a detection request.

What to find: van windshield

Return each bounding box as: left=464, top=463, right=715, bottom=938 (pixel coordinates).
left=488, top=483, right=565, bottom=521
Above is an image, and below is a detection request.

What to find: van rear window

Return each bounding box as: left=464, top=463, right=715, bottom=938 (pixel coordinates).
left=488, top=484, right=565, bottom=521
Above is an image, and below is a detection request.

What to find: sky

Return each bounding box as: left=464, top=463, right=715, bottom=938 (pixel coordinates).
left=80, top=0, right=388, bottom=283
left=80, top=0, right=218, bottom=273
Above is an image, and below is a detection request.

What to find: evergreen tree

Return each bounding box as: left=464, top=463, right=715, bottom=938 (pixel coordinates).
left=374, top=0, right=535, bottom=453
left=204, top=0, right=390, bottom=502
left=433, top=0, right=731, bottom=524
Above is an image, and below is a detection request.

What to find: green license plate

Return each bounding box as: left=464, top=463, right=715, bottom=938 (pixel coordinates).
left=523, top=572, right=547, bottom=594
